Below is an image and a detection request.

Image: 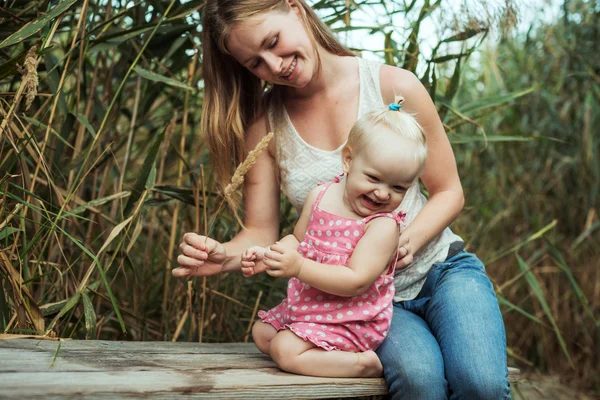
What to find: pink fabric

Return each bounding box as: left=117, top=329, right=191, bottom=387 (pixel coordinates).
left=259, top=180, right=406, bottom=352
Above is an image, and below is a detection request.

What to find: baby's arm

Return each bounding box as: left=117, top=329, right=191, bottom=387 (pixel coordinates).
left=241, top=187, right=319, bottom=277
left=265, top=218, right=399, bottom=296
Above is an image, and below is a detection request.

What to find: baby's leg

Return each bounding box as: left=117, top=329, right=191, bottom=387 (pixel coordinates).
left=251, top=321, right=277, bottom=355
left=269, top=330, right=383, bottom=378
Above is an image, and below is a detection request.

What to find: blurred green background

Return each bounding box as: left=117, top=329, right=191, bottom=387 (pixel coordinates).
left=0, top=0, right=598, bottom=396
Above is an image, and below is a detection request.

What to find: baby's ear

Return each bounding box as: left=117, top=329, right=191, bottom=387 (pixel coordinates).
left=342, top=147, right=352, bottom=172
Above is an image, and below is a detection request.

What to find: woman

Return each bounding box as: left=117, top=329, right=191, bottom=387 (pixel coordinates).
left=174, top=0, right=510, bottom=398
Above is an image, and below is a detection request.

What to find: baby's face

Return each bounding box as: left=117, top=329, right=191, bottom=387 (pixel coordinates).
left=342, top=135, right=421, bottom=217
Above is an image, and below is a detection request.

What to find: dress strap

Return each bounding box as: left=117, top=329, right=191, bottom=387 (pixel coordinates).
left=313, top=173, right=345, bottom=210
left=332, top=172, right=345, bottom=183
left=362, top=210, right=406, bottom=226
left=313, top=182, right=332, bottom=210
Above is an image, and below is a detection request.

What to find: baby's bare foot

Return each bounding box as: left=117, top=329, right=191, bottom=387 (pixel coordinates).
left=358, top=350, right=383, bottom=377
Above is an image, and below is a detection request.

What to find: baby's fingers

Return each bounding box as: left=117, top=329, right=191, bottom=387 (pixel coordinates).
left=269, top=243, right=286, bottom=254
left=241, top=266, right=255, bottom=277
left=263, top=258, right=280, bottom=270
left=241, top=249, right=254, bottom=262
left=266, top=268, right=283, bottom=278
left=264, top=250, right=282, bottom=262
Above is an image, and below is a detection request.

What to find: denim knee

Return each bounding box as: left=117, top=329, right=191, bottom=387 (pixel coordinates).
left=383, top=362, right=447, bottom=400
left=451, top=370, right=511, bottom=400
left=402, top=366, right=447, bottom=400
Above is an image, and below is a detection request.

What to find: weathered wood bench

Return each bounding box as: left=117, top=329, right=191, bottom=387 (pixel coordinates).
left=0, top=337, right=520, bottom=398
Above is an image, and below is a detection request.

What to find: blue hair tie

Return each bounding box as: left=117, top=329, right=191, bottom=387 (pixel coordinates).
left=388, top=103, right=402, bottom=111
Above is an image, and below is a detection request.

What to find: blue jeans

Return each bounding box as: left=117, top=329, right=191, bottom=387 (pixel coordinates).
left=376, top=250, right=510, bottom=399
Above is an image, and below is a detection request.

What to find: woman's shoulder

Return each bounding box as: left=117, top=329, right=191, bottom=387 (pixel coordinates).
left=378, top=64, right=426, bottom=106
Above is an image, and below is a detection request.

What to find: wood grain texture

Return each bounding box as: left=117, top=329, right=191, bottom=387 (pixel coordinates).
left=0, top=339, right=519, bottom=398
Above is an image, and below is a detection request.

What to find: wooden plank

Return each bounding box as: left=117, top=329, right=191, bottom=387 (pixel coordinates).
left=0, top=369, right=388, bottom=399
left=0, top=338, right=256, bottom=354
left=0, top=349, right=274, bottom=372
left=0, top=339, right=519, bottom=399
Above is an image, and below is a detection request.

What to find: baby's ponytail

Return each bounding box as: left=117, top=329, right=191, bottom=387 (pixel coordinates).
left=344, top=96, right=428, bottom=173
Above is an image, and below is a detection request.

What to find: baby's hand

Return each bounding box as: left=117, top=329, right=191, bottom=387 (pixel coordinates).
left=241, top=246, right=268, bottom=277
left=263, top=243, right=304, bottom=278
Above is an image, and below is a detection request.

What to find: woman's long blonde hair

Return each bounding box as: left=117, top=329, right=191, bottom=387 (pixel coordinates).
left=201, top=0, right=354, bottom=203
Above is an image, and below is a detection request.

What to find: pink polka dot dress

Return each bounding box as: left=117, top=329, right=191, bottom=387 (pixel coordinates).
left=258, top=180, right=406, bottom=352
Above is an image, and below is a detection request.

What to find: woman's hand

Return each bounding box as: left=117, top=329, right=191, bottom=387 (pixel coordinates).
left=396, top=233, right=413, bottom=269
left=241, top=246, right=269, bottom=277
left=173, top=233, right=227, bottom=277
left=263, top=243, right=304, bottom=278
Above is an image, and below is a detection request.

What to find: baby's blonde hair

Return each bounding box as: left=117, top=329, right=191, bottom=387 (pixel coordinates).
left=344, top=102, right=428, bottom=174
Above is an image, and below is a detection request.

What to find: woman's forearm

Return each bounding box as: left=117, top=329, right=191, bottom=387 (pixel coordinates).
left=403, top=189, right=464, bottom=255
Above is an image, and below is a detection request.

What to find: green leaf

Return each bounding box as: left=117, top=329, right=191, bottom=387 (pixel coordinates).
left=54, top=225, right=127, bottom=334
left=145, top=163, right=157, bottom=189
left=460, top=87, right=538, bottom=115
left=0, top=227, right=21, bottom=241
left=430, top=51, right=473, bottom=64
left=68, top=191, right=131, bottom=216
left=546, top=241, right=599, bottom=327
left=0, top=0, right=79, bottom=49
left=450, top=134, right=547, bottom=144
left=133, top=66, right=194, bottom=91
left=497, top=295, right=544, bottom=325
left=40, top=300, right=68, bottom=317
left=77, top=114, right=97, bottom=138
left=44, top=53, right=68, bottom=116
left=441, top=27, right=487, bottom=43
left=22, top=116, right=75, bottom=151
left=445, top=56, right=462, bottom=105
left=47, top=292, right=81, bottom=334
left=124, top=125, right=167, bottom=216
left=516, top=253, right=574, bottom=368
left=0, top=48, right=27, bottom=81
left=486, top=220, right=558, bottom=264
left=49, top=339, right=62, bottom=369
left=81, top=293, right=97, bottom=339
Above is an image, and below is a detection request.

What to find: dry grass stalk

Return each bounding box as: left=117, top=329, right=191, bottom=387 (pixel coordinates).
left=224, top=132, right=274, bottom=199
left=18, top=46, right=39, bottom=111
left=223, top=131, right=274, bottom=224
left=244, top=290, right=263, bottom=342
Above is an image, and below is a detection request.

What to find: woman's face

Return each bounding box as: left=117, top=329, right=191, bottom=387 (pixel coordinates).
left=225, top=5, right=317, bottom=88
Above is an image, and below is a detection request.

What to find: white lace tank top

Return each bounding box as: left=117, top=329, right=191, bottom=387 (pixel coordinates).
left=270, top=57, right=463, bottom=301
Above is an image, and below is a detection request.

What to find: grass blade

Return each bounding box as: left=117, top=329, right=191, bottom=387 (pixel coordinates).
left=497, top=295, right=544, bottom=325
left=546, top=240, right=599, bottom=327
left=81, top=292, right=97, bottom=339
left=123, top=124, right=167, bottom=216
left=133, top=66, right=194, bottom=91
left=515, top=253, right=574, bottom=368
left=0, top=0, right=79, bottom=49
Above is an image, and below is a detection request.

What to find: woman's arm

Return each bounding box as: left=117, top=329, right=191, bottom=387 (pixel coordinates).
left=380, top=66, right=465, bottom=265
left=240, top=186, right=321, bottom=276
left=174, top=113, right=281, bottom=276
left=264, top=218, right=399, bottom=296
